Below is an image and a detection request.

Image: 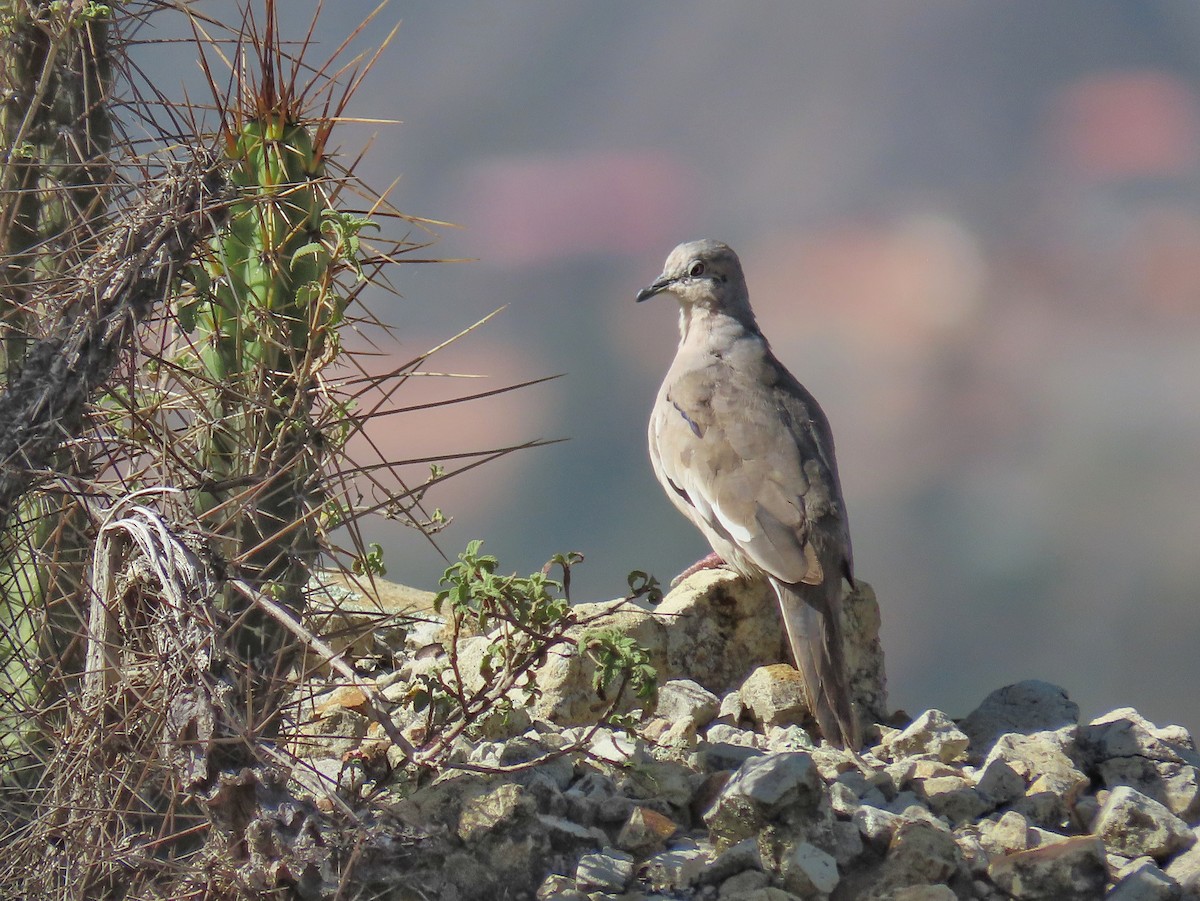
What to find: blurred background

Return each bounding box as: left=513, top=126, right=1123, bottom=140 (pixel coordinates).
left=145, top=2, right=1200, bottom=734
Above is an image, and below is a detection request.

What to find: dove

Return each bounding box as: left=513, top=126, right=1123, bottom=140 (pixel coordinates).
left=640, top=239, right=859, bottom=748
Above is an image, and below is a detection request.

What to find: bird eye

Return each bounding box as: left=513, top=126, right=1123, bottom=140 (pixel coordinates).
left=688, top=261, right=705, bottom=277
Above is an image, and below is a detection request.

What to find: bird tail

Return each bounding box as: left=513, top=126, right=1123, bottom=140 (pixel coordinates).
left=770, top=576, right=860, bottom=750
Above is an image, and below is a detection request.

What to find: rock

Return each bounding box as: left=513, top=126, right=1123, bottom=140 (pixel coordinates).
left=655, top=679, right=721, bottom=729
left=1164, top=842, right=1200, bottom=895
left=655, top=569, right=887, bottom=726
left=717, top=690, right=745, bottom=726
left=727, top=888, right=805, bottom=901
left=831, top=819, right=865, bottom=866
left=478, top=835, right=552, bottom=897
left=810, top=744, right=862, bottom=781
left=986, top=835, right=1107, bottom=900
left=954, top=828, right=990, bottom=877
left=292, top=561, right=1200, bottom=901
left=706, top=722, right=765, bottom=745
left=779, top=841, right=839, bottom=897
left=979, top=810, right=1033, bottom=856
left=453, top=635, right=499, bottom=696
left=887, top=790, right=924, bottom=816
left=914, top=774, right=990, bottom=826
left=588, top=728, right=649, bottom=765
left=883, top=709, right=969, bottom=763
left=959, top=681, right=1080, bottom=758
left=1108, top=856, right=1182, bottom=901
left=829, top=781, right=860, bottom=818
left=705, top=752, right=823, bottom=846
left=840, top=579, right=890, bottom=737
left=691, top=771, right=734, bottom=823
left=766, top=724, right=816, bottom=753
left=535, top=598, right=669, bottom=724
left=1079, top=708, right=1199, bottom=766
left=1097, top=756, right=1200, bottom=824
left=304, top=570, right=436, bottom=662
left=704, top=722, right=767, bottom=770
left=882, top=819, right=960, bottom=889
left=442, top=849, right=500, bottom=901
left=975, top=756, right=1026, bottom=806
left=718, top=869, right=771, bottom=898
left=701, top=836, right=763, bottom=885
left=563, top=772, right=615, bottom=826
left=981, top=731, right=1089, bottom=828
left=1080, top=709, right=1200, bottom=823
left=473, top=702, right=533, bottom=740
left=290, top=756, right=349, bottom=804
left=575, top=849, right=635, bottom=893
left=854, top=805, right=904, bottom=851
left=616, top=806, right=679, bottom=855
left=1094, top=786, right=1196, bottom=861
left=740, top=664, right=811, bottom=730
left=536, top=873, right=583, bottom=900
left=618, top=759, right=696, bottom=814
left=457, top=782, right=534, bottom=842
left=641, top=846, right=708, bottom=891
left=909, top=758, right=960, bottom=780
left=287, top=702, right=369, bottom=759
left=656, top=569, right=787, bottom=693
left=880, top=758, right=916, bottom=793
left=536, top=814, right=608, bottom=850
left=889, top=887, right=959, bottom=901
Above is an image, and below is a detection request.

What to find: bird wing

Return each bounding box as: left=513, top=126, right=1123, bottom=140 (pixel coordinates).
left=649, top=334, right=849, bottom=587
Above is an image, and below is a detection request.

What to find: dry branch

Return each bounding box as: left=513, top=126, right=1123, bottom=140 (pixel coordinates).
left=0, top=153, right=229, bottom=524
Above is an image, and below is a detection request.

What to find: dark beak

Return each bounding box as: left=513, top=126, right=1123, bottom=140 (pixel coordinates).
left=636, top=276, right=673, bottom=303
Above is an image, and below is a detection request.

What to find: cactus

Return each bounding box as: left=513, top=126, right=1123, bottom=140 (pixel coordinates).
left=186, top=107, right=352, bottom=665
left=0, top=0, right=113, bottom=706
left=1, top=0, right=113, bottom=372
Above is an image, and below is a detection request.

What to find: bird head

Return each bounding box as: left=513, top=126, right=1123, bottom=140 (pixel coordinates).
left=636, top=239, right=752, bottom=321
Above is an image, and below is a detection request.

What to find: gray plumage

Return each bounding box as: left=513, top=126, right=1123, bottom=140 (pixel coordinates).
left=639, top=239, right=859, bottom=749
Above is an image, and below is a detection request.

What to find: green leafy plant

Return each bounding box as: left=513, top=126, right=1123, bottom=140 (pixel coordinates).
left=403, top=541, right=659, bottom=765
left=580, top=627, right=658, bottom=701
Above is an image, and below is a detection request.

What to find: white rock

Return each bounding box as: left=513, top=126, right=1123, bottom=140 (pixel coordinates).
left=716, top=689, right=745, bottom=726
left=854, top=804, right=903, bottom=849
left=642, top=847, right=708, bottom=891
left=975, top=756, right=1025, bottom=806
left=575, top=849, right=634, bottom=892
left=705, top=752, right=823, bottom=845
left=1094, top=785, right=1196, bottom=861
left=765, top=724, right=816, bottom=752
left=1108, top=855, right=1182, bottom=901
left=588, top=729, right=649, bottom=765
left=959, top=681, right=1079, bottom=757
left=655, top=678, right=721, bottom=729
left=1164, top=841, right=1200, bottom=894
left=889, top=887, right=959, bottom=901
left=740, top=664, right=810, bottom=730
left=987, top=835, right=1107, bottom=901
left=780, top=841, right=839, bottom=896
left=883, top=709, right=969, bottom=763
left=718, top=869, right=771, bottom=898
left=883, top=819, right=960, bottom=887
left=1079, top=708, right=1198, bottom=766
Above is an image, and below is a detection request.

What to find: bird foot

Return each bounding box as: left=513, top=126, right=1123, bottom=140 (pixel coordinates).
left=670, top=551, right=728, bottom=587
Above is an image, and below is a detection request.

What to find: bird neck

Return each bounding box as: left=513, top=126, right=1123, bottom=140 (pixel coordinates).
left=678, top=302, right=760, bottom=345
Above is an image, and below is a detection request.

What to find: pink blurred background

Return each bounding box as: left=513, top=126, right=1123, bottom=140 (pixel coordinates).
left=142, top=2, right=1200, bottom=735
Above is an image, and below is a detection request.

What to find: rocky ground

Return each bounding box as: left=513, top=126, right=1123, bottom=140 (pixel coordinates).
left=288, top=570, right=1200, bottom=900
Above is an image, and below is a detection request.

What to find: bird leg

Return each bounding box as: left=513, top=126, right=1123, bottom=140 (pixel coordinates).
left=671, top=551, right=727, bottom=586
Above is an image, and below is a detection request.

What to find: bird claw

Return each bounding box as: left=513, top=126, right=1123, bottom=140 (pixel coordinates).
left=670, top=551, right=728, bottom=587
